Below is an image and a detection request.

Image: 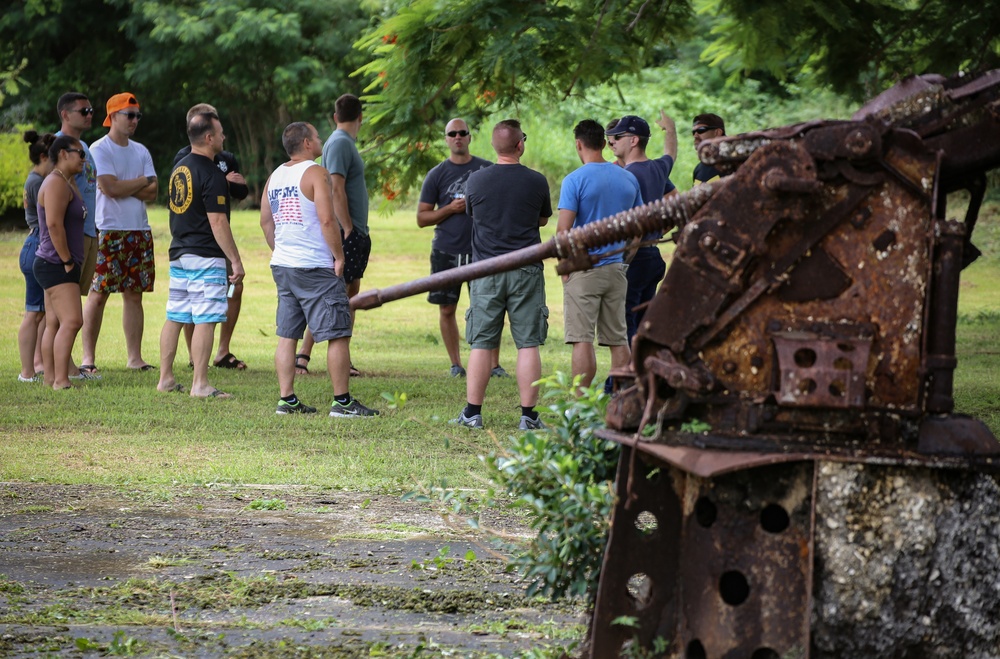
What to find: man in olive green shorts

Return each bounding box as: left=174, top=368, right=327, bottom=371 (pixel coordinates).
left=451, top=119, right=552, bottom=431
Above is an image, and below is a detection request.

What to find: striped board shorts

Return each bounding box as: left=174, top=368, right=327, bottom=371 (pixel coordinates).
left=165, top=255, right=228, bottom=325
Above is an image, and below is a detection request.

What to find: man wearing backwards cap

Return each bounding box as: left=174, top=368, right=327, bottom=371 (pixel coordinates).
left=82, top=93, right=158, bottom=373
left=692, top=113, right=726, bottom=184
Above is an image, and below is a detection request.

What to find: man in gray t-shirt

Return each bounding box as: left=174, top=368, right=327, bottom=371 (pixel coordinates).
left=417, top=118, right=499, bottom=378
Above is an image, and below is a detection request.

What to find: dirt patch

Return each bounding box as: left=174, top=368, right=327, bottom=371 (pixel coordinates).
left=0, top=483, right=584, bottom=657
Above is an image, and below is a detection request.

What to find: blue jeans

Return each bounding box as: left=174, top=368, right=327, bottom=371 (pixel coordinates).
left=20, top=230, right=44, bottom=312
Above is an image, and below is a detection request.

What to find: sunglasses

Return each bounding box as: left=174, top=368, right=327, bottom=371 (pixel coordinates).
left=66, top=148, right=86, bottom=157
left=117, top=111, right=143, bottom=121
left=692, top=126, right=718, bottom=135
left=73, top=107, right=95, bottom=117
left=520, top=133, right=528, bottom=143
left=446, top=130, right=470, bottom=138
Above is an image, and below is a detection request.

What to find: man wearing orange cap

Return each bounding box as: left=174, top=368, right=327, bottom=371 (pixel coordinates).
left=81, top=93, right=158, bottom=373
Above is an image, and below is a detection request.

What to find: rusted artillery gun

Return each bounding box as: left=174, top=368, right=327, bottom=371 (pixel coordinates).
left=354, top=69, right=1000, bottom=657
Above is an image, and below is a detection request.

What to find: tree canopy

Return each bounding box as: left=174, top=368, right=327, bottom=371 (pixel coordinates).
left=0, top=0, right=997, bottom=208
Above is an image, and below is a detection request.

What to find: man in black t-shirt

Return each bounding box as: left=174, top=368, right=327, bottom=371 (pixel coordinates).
left=157, top=111, right=244, bottom=399
left=451, top=119, right=552, bottom=431
left=417, top=118, right=504, bottom=378
left=174, top=103, right=249, bottom=370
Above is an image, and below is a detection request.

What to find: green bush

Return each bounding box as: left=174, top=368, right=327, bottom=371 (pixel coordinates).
left=0, top=128, right=31, bottom=220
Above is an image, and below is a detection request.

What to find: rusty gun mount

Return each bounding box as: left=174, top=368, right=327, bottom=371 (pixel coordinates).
left=354, top=70, right=1000, bottom=657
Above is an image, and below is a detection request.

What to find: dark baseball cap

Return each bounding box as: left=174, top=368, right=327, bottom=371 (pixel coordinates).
left=605, top=115, right=650, bottom=138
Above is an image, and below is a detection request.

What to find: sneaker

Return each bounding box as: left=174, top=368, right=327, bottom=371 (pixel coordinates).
left=276, top=399, right=317, bottom=415
left=450, top=411, right=484, bottom=429
left=519, top=415, right=546, bottom=431
left=490, top=365, right=509, bottom=378
left=329, top=397, right=379, bottom=417
left=450, top=364, right=466, bottom=377
left=17, top=374, right=38, bottom=383
left=69, top=371, right=102, bottom=381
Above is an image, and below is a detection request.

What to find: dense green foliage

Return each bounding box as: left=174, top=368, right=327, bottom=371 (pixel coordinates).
left=0, top=131, right=29, bottom=218
left=1, top=0, right=997, bottom=216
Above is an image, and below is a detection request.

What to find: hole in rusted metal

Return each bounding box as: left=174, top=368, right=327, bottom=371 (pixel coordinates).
left=833, top=356, right=853, bottom=370
left=829, top=380, right=846, bottom=397
left=873, top=229, right=896, bottom=252
left=793, top=348, right=816, bottom=367
left=626, top=573, right=653, bottom=608
left=760, top=504, right=790, bottom=533
left=751, top=649, right=780, bottom=659
left=797, top=378, right=817, bottom=395
left=685, top=639, right=707, bottom=659
left=694, top=497, right=717, bottom=528
left=719, top=570, right=750, bottom=605
left=634, top=510, right=658, bottom=536
left=837, top=341, right=856, bottom=352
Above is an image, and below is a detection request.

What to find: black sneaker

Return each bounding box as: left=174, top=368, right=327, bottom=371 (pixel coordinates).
left=276, top=399, right=317, bottom=415
left=329, top=398, right=379, bottom=417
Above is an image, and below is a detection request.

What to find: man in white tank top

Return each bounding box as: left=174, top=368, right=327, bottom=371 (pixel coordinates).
left=260, top=122, right=378, bottom=418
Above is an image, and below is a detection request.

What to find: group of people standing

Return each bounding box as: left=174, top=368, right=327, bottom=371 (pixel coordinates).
left=17, top=87, right=725, bottom=427
left=415, top=110, right=727, bottom=429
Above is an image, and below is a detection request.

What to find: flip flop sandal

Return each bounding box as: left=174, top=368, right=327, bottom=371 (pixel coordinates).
left=79, top=364, right=99, bottom=375
left=207, top=389, right=233, bottom=399
left=295, top=354, right=310, bottom=374
left=214, top=353, right=247, bottom=370
left=349, top=364, right=362, bottom=377
left=130, top=364, right=156, bottom=372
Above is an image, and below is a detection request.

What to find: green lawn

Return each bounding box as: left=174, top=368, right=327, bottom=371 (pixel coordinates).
left=1, top=202, right=998, bottom=490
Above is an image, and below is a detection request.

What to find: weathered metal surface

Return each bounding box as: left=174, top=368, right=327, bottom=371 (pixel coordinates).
left=591, top=449, right=814, bottom=658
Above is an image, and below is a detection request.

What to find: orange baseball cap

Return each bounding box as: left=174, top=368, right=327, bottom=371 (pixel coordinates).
left=103, top=92, right=140, bottom=127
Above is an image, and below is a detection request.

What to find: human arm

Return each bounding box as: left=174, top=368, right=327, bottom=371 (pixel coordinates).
left=97, top=173, right=156, bottom=200
left=223, top=153, right=249, bottom=200
left=39, top=179, right=75, bottom=270
left=259, top=177, right=275, bottom=252
left=207, top=212, right=244, bottom=283
left=307, top=166, right=346, bottom=278
left=416, top=198, right=467, bottom=227
left=656, top=110, right=678, bottom=162
left=329, top=173, right=354, bottom=237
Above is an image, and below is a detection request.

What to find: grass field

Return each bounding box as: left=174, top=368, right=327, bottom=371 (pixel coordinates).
left=1, top=201, right=998, bottom=491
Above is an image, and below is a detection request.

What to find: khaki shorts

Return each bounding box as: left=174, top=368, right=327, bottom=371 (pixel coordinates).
left=466, top=267, right=547, bottom=350
left=563, top=263, right=628, bottom=346
left=79, top=234, right=99, bottom=296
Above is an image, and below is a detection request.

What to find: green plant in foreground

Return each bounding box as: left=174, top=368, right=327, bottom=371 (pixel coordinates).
left=409, top=372, right=619, bottom=603
left=244, top=498, right=286, bottom=511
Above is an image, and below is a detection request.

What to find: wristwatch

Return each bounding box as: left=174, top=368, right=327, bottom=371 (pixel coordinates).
left=146, top=175, right=156, bottom=185
left=62, top=259, right=74, bottom=266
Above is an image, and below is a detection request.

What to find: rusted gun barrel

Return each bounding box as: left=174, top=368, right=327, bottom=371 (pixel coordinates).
left=351, top=181, right=721, bottom=311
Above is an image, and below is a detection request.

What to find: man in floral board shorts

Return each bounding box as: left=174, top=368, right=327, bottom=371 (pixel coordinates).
left=81, top=92, right=157, bottom=373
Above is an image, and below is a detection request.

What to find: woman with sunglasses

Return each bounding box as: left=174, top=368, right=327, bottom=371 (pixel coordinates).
left=32, top=136, right=89, bottom=390
left=17, top=130, right=57, bottom=383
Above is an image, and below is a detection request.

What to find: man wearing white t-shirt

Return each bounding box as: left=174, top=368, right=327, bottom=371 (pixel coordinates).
left=82, top=93, right=157, bottom=373
left=260, top=122, right=378, bottom=418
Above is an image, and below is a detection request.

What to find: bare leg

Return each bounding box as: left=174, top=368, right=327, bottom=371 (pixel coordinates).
left=609, top=344, right=631, bottom=371
left=346, top=279, right=361, bottom=373
left=190, top=322, right=224, bottom=397
left=516, top=346, right=542, bottom=407
left=466, top=348, right=493, bottom=406
left=122, top=290, right=148, bottom=368
left=41, top=291, right=56, bottom=388
left=81, top=289, right=108, bottom=367
left=216, top=282, right=243, bottom=362
left=157, top=320, right=183, bottom=392
left=491, top=347, right=501, bottom=370
left=571, top=341, right=598, bottom=390
left=48, top=283, right=83, bottom=390
left=440, top=303, right=461, bottom=367
left=18, top=310, right=44, bottom=379
left=328, top=337, right=351, bottom=397
left=276, top=336, right=297, bottom=398
left=183, top=323, right=194, bottom=364
left=299, top=329, right=315, bottom=361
